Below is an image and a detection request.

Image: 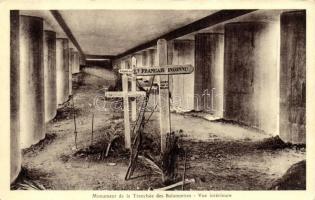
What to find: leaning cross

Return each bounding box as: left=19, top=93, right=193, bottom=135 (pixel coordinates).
left=118, top=39, right=194, bottom=152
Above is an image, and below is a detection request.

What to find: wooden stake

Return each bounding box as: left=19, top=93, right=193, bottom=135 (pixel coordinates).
left=122, top=60, right=131, bottom=149
left=153, top=178, right=195, bottom=191
left=157, top=39, right=171, bottom=152
left=131, top=56, right=137, bottom=121
left=91, top=113, right=94, bottom=146
left=72, top=97, right=78, bottom=149
left=182, top=150, right=187, bottom=190
left=105, top=134, right=120, bottom=158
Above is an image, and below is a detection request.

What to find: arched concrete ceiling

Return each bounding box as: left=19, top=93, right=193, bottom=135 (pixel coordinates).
left=59, top=10, right=216, bottom=56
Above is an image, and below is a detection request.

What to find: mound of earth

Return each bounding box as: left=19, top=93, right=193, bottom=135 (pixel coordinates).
left=270, top=160, right=306, bottom=190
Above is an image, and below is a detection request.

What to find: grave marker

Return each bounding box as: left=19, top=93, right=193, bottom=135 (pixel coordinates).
left=105, top=91, right=146, bottom=98
left=108, top=39, right=194, bottom=152
left=131, top=57, right=137, bottom=121
left=157, top=39, right=171, bottom=152
left=121, top=60, right=131, bottom=149
left=104, top=61, right=145, bottom=149
left=118, top=64, right=193, bottom=76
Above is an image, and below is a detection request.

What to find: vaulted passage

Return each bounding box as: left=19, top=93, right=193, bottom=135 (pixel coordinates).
left=9, top=9, right=307, bottom=191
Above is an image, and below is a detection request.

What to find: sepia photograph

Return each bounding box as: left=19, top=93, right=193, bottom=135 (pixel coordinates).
left=1, top=0, right=315, bottom=199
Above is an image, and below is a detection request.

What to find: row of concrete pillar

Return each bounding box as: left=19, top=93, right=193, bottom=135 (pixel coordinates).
left=10, top=13, right=81, bottom=183
left=113, top=11, right=305, bottom=145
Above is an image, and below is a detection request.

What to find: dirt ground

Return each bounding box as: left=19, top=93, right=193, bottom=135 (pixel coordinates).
left=18, top=72, right=305, bottom=190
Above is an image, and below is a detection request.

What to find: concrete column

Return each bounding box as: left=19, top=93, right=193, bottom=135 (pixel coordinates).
left=148, top=49, right=155, bottom=67
left=280, top=11, right=306, bottom=144
left=44, top=30, right=57, bottom=122
left=69, top=48, right=73, bottom=95
left=124, top=56, right=131, bottom=69
left=74, top=51, right=80, bottom=73
left=167, top=40, right=174, bottom=97
left=147, top=49, right=156, bottom=82
left=75, top=52, right=79, bottom=73
left=112, top=58, right=120, bottom=69
left=144, top=49, right=157, bottom=109
left=153, top=49, right=158, bottom=66
left=10, top=10, right=21, bottom=183
left=224, top=22, right=279, bottom=135
left=69, top=48, right=74, bottom=74
left=56, top=38, right=69, bottom=105
left=194, top=35, right=206, bottom=111
left=195, top=33, right=224, bottom=117
left=152, top=48, right=159, bottom=84
left=171, top=40, right=195, bottom=112
left=19, top=15, right=45, bottom=148
left=133, top=52, right=143, bottom=82
left=134, top=53, right=143, bottom=67
left=150, top=48, right=159, bottom=106
left=79, top=54, right=85, bottom=66
left=142, top=50, right=148, bottom=67
left=140, top=50, right=150, bottom=82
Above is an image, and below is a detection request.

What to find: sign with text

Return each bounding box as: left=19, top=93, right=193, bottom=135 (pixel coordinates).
left=118, top=64, right=194, bottom=76
left=105, top=91, right=146, bottom=98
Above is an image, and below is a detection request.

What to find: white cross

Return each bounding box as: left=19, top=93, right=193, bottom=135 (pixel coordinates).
left=111, top=39, right=194, bottom=152
left=104, top=60, right=145, bottom=149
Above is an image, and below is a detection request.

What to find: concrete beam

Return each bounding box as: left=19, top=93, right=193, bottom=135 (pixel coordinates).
left=50, top=10, right=85, bottom=59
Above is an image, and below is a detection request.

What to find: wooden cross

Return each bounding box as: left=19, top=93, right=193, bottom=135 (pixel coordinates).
left=157, top=39, right=170, bottom=152
left=104, top=60, right=145, bottom=149
left=119, top=39, right=194, bottom=152
left=131, top=57, right=137, bottom=122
